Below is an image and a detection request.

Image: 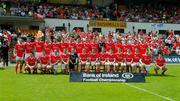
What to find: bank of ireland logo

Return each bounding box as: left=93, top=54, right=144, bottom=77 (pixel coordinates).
left=122, top=73, right=134, bottom=79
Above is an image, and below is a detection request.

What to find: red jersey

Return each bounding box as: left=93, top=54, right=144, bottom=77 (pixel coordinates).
left=139, top=43, right=148, bottom=54
left=51, top=55, right=60, bottom=65
left=128, top=44, right=135, bottom=53
left=34, top=42, right=44, bottom=52
left=91, top=43, right=98, bottom=52
left=99, top=52, right=108, bottom=62
left=89, top=53, right=98, bottom=62
left=25, top=43, right=34, bottom=54
left=155, top=57, right=166, bottom=66
left=60, top=53, right=70, bottom=64
left=79, top=53, right=89, bottom=62
left=116, top=53, right=124, bottom=62
left=76, top=43, right=84, bottom=53
left=60, top=42, right=68, bottom=52
left=39, top=55, right=50, bottom=65
left=52, top=42, right=59, bottom=52
left=15, top=44, right=25, bottom=57
left=68, top=42, right=76, bottom=52
left=133, top=53, right=141, bottom=63
left=26, top=56, right=37, bottom=66
left=122, top=44, right=128, bottom=53
left=108, top=53, right=116, bottom=62
left=125, top=53, right=134, bottom=62
left=44, top=43, right=52, bottom=55
left=84, top=43, right=91, bottom=53
left=142, top=55, right=152, bottom=65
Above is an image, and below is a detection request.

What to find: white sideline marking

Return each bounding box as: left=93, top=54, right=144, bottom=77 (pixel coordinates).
left=125, top=83, right=175, bottom=101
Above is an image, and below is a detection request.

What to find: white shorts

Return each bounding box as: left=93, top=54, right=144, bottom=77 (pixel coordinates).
left=16, top=56, right=23, bottom=61
left=47, top=65, right=52, bottom=69
left=37, top=64, right=42, bottom=69
left=80, top=61, right=86, bottom=65
left=25, top=53, right=31, bottom=60
left=109, top=62, right=114, bottom=65
left=121, top=63, right=126, bottom=67
left=114, top=63, right=118, bottom=66
left=139, top=63, right=145, bottom=67
left=41, top=64, right=47, bottom=68
left=145, top=64, right=151, bottom=71
left=53, top=64, right=58, bottom=70
left=96, top=62, right=100, bottom=65
left=126, top=62, right=132, bottom=65
left=35, top=52, right=42, bottom=59
left=105, top=62, right=110, bottom=66
left=86, top=62, right=90, bottom=65
left=131, top=62, right=139, bottom=67
left=61, top=64, right=65, bottom=70
left=91, top=62, right=95, bottom=66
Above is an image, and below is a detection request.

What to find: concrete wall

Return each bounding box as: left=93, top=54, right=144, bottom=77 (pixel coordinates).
left=45, top=19, right=180, bottom=34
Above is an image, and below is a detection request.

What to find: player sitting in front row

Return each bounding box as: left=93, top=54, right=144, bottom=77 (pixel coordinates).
left=154, top=54, right=167, bottom=75
left=24, top=53, right=37, bottom=74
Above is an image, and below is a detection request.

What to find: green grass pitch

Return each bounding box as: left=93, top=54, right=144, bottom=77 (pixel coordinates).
left=0, top=64, right=180, bottom=101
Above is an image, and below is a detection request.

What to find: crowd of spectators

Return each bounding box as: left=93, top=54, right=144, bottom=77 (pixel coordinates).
left=0, top=2, right=180, bottom=23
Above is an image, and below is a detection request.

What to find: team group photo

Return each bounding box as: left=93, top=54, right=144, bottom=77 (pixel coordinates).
left=0, top=0, right=180, bottom=101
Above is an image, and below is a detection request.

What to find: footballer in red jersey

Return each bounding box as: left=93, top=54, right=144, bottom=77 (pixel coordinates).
left=14, top=39, right=25, bottom=74
left=24, top=38, right=34, bottom=60
left=125, top=49, right=134, bottom=72
left=84, top=43, right=91, bottom=53
left=48, top=51, right=60, bottom=74
left=38, top=51, right=50, bottom=73
left=60, top=49, right=70, bottom=73
left=154, top=54, right=167, bottom=75
left=89, top=48, right=98, bottom=72
left=115, top=48, right=126, bottom=72
left=140, top=52, right=152, bottom=75
left=34, top=39, right=44, bottom=59
left=131, top=48, right=141, bottom=73
left=68, top=42, right=76, bottom=53
left=43, top=40, right=52, bottom=56
left=60, top=41, right=68, bottom=53
left=52, top=41, right=60, bottom=53
left=99, top=48, right=107, bottom=71
left=79, top=48, right=88, bottom=72
left=76, top=43, right=84, bottom=53
left=24, top=53, right=37, bottom=74
left=139, top=42, right=149, bottom=55
left=107, top=49, right=116, bottom=72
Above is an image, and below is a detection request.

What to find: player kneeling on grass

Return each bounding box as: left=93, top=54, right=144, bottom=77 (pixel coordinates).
left=24, top=53, right=37, bottom=74
left=125, top=49, right=133, bottom=72
left=115, top=48, right=125, bottom=72
left=140, top=52, right=152, bottom=75
left=38, top=51, right=50, bottom=73
left=89, top=48, right=98, bottom=72
left=131, top=48, right=141, bottom=73
left=49, top=51, right=60, bottom=74
left=60, top=48, right=69, bottom=73
left=79, top=48, right=88, bottom=72
left=99, top=48, right=107, bottom=72
left=108, top=49, right=116, bottom=72
left=154, top=54, right=167, bottom=75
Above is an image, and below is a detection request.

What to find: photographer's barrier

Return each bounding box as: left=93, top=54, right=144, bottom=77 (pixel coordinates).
left=70, top=72, right=145, bottom=82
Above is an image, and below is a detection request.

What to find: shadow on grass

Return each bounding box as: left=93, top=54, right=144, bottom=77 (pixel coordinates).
left=23, top=72, right=69, bottom=76
left=147, top=74, right=176, bottom=77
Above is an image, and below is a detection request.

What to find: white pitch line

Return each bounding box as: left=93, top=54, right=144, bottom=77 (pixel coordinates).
left=125, top=83, right=175, bottom=101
